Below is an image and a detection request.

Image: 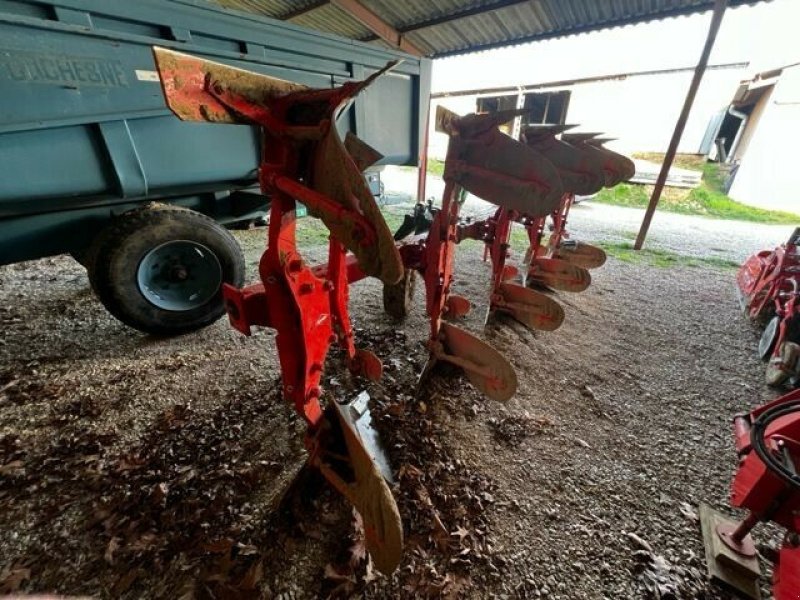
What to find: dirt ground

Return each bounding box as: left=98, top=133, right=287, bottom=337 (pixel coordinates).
left=0, top=214, right=787, bottom=599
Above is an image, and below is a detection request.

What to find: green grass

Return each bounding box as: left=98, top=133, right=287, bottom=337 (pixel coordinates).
left=598, top=241, right=739, bottom=270
left=593, top=162, right=799, bottom=224
left=427, top=158, right=445, bottom=177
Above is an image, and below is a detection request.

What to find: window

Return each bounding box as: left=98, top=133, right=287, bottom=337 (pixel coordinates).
left=521, top=91, right=570, bottom=126
left=475, top=90, right=571, bottom=136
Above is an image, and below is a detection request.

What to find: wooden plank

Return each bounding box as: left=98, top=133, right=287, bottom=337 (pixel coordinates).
left=699, top=503, right=762, bottom=600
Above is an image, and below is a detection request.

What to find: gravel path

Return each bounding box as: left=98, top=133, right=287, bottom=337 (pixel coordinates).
left=0, top=206, right=790, bottom=598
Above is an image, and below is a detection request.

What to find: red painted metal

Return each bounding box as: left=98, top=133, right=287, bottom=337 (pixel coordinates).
left=738, top=229, right=800, bottom=384
left=724, top=390, right=800, bottom=600
left=407, top=106, right=577, bottom=397
left=153, top=47, right=404, bottom=573
left=738, top=230, right=800, bottom=321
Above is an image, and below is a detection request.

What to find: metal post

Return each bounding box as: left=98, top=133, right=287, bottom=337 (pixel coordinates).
left=633, top=0, right=728, bottom=250
left=416, top=97, right=431, bottom=203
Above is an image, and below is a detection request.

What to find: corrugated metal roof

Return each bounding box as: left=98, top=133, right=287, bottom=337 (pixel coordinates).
left=208, top=0, right=770, bottom=58
left=293, top=3, right=373, bottom=39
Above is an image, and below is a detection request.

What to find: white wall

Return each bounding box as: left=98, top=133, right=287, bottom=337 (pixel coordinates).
left=565, top=68, right=746, bottom=154
left=729, top=66, right=800, bottom=214
left=427, top=66, right=747, bottom=159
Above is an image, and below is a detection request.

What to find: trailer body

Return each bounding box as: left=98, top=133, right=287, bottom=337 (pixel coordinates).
left=0, top=0, right=430, bottom=264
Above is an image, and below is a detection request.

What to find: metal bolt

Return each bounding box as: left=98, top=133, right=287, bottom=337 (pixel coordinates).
left=299, top=282, right=314, bottom=295
left=323, top=280, right=334, bottom=291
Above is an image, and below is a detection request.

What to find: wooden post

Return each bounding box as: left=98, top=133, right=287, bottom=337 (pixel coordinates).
left=634, top=0, right=729, bottom=250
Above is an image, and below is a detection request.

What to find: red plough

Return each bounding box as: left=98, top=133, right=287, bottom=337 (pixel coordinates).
left=388, top=106, right=567, bottom=397
left=153, top=46, right=405, bottom=573
left=737, top=229, right=800, bottom=386
left=463, top=125, right=633, bottom=324
left=152, top=46, right=632, bottom=573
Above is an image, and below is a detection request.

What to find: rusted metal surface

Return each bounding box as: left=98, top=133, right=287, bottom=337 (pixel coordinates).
left=436, top=106, right=564, bottom=217
left=492, top=281, right=565, bottom=331
left=527, top=257, right=591, bottom=292
left=154, top=46, right=308, bottom=124
left=344, top=131, right=383, bottom=171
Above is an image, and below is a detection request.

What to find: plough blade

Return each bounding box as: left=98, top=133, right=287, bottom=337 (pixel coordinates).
left=556, top=241, right=607, bottom=269
left=436, top=107, right=564, bottom=216
left=309, top=125, right=403, bottom=285
left=344, top=132, right=384, bottom=172
left=450, top=136, right=563, bottom=216
left=153, top=47, right=403, bottom=285
left=437, top=105, right=530, bottom=136
left=350, top=348, right=384, bottom=382
left=314, top=401, right=403, bottom=575
left=439, top=321, right=517, bottom=402
left=445, top=294, right=471, bottom=319
left=528, top=258, right=591, bottom=292
left=585, top=139, right=636, bottom=183
left=501, top=264, right=519, bottom=281
left=494, top=282, right=565, bottom=331
left=153, top=46, right=307, bottom=124
left=522, top=128, right=605, bottom=196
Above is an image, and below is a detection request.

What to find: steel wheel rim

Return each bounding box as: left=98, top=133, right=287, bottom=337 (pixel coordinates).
left=758, top=316, right=780, bottom=360
left=137, top=240, right=222, bottom=311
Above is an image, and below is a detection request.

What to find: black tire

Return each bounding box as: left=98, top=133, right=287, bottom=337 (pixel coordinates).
left=69, top=248, right=92, bottom=269
left=382, top=268, right=416, bottom=320
left=88, top=204, right=245, bottom=335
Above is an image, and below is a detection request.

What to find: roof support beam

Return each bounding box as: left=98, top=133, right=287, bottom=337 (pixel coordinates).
left=330, top=0, right=424, bottom=55
left=399, top=0, right=532, bottom=33
left=634, top=0, right=729, bottom=249
left=279, top=0, right=329, bottom=21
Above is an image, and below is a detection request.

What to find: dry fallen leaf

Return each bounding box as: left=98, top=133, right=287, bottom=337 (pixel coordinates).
left=104, top=536, right=121, bottom=564
left=0, top=566, right=31, bottom=593
left=238, top=559, right=263, bottom=590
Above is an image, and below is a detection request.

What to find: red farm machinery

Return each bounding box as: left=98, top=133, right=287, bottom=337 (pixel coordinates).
left=698, top=230, right=800, bottom=599
left=738, top=229, right=800, bottom=387
left=701, top=389, right=800, bottom=600
left=151, top=47, right=632, bottom=574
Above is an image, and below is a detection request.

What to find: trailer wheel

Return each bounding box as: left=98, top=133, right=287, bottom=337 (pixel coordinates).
left=382, top=268, right=416, bottom=320
left=88, top=205, right=245, bottom=335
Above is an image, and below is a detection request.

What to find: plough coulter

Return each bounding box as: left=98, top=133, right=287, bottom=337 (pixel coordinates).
left=737, top=229, right=800, bottom=386
left=152, top=46, right=630, bottom=573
